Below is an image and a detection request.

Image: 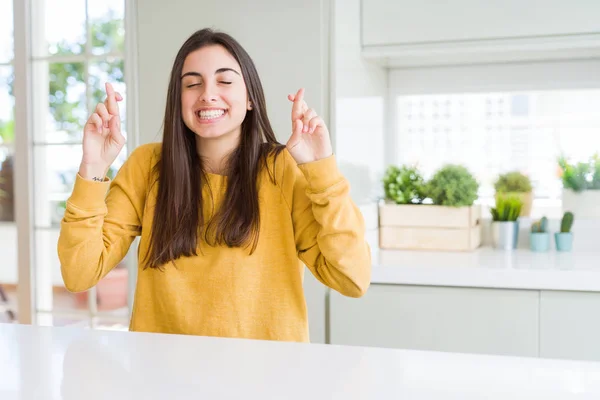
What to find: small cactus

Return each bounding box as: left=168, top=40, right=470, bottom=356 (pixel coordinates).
left=531, top=216, right=548, bottom=233
left=561, top=211, right=574, bottom=233
left=540, top=216, right=548, bottom=233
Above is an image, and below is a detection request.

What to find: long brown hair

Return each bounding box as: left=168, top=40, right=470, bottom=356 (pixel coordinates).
left=145, top=28, right=285, bottom=269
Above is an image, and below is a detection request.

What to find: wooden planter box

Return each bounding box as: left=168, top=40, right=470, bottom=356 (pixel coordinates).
left=379, top=203, right=482, bottom=251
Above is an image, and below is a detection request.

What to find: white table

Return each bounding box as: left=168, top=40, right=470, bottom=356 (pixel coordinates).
left=2, top=323, right=600, bottom=399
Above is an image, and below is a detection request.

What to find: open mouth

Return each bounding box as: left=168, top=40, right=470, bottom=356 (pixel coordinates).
left=195, top=109, right=227, bottom=122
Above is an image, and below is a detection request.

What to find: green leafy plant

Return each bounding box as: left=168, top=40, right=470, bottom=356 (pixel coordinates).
left=558, top=154, right=600, bottom=192
left=382, top=165, right=427, bottom=204
left=426, top=164, right=479, bottom=207
left=560, top=211, right=574, bottom=233
left=531, top=216, right=548, bottom=233
left=494, top=171, right=532, bottom=193
left=592, top=154, right=600, bottom=190
left=490, top=195, right=523, bottom=222
left=0, top=177, right=6, bottom=199
left=0, top=120, right=14, bottom=144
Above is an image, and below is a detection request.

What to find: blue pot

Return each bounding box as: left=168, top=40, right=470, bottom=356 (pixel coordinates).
left=555, top=232, right=573, bottom=252
left=530, top=232, right=550, bottom=252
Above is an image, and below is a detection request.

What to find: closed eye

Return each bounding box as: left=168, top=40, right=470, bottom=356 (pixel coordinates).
left=186, top=82, right=231, bottom=88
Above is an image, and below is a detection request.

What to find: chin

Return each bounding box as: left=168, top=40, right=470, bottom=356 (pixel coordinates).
left=191, top=125, right=239, bottom=140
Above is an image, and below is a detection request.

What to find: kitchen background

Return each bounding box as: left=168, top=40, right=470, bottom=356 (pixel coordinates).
left=1, top=0, right=600, bottom=363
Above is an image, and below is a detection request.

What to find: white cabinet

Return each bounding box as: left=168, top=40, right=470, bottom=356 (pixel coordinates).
left=330, top=284, right=600, bottom=361
left=540, top=291, right=600, bottom=361
left=304, top=270, right=328, bottom=344
left=360, top=0, right=600, bottom=67
left=329, top=284, right=539, bottom=357
left=361, top=0, right=600, bottom=47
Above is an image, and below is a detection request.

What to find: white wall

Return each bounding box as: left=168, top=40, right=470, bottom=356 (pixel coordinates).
left=333, top=0, right=387, bottom=206
left=136, top=0, right=331, bottom=145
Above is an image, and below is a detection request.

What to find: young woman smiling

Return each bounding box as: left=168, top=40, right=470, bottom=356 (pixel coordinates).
left=58, top=28, right=371, bottom=342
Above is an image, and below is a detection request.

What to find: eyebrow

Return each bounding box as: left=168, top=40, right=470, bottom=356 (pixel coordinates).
left=181, top=68, right=241, bottom=79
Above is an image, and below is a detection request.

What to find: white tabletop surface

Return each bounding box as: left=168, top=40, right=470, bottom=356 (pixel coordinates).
left=2, top=323, right=600, bottom=399
left=371, top=247, right=600, bottom=292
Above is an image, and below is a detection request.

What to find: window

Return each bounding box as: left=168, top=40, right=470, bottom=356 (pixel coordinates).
left=0, top=0, right=17, bottom=324
left=29, top=0, right=130, bottom=329
left=390, top=61, right=600, bottom=218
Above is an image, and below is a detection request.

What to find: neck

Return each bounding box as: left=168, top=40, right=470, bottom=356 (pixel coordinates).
left=195, top=131, right=241, bottom=175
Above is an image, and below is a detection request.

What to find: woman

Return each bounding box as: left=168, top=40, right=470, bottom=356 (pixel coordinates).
left=58, top=28, right=371, bottom=342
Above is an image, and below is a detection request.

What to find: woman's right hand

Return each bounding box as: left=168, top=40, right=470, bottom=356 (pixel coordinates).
left=79, top=82, right=125, bottom=181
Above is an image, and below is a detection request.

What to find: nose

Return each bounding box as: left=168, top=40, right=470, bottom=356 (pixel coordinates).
left=199, top=81, right=218, bottom=103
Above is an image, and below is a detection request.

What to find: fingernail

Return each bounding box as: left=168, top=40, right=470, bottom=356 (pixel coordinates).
left=303, top=125, right=308, bottom=133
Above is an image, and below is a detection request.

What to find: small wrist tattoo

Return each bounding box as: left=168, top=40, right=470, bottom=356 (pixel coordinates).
left=92, top=177, right=103, bottom=182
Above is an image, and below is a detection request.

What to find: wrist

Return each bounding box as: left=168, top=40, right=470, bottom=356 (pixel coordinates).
left=78, top=163, right=110, bottom=181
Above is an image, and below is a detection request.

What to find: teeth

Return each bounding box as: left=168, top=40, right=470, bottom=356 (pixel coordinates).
left=197, top=109, right=225, bottom=119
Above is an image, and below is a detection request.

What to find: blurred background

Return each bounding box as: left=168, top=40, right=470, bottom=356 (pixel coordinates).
left=1, top=0, right=600, bottom=370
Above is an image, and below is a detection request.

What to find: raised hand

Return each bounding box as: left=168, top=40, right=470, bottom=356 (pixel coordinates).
left=79, top=82, right=125, bottom=180
left=285, top=88, right=333, bottom=164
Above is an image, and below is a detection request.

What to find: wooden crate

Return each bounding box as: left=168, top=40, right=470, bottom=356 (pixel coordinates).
left=379, top=203, right=482, bottom=251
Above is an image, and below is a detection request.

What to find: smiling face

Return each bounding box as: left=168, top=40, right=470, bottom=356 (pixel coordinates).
left=180, top=45, right=252, bottom=141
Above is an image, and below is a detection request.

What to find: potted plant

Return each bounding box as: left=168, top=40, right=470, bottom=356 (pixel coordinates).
left=0, top=156, right=14, bottom=222
left=490, top=194, right=523, bottom=250
left=74, top=262, right=129, bottom=311
left=555, top=211, right=574, bottom=252
left=494, top=171, right=533, bottom=217
left=558, top=154, right=600, bottom=218
left=382, top=165, right=427, bottom=205
left=379, top=164, right=482, bottom=251
left=426, top=164, right=479, bottom=207
left=530, top=216, right=550, bottom=252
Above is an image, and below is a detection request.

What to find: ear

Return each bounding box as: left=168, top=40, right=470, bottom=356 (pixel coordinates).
left=247, top=100, right=252, bottom=110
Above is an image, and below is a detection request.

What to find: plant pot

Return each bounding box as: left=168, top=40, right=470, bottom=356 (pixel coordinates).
left=555, top=232, right=573, bottom=252
left=496, top=192, right=532, bottom=217
left=491, top=221, right=518, bottom=250
left=72, top=267, right=128, bottom=311
left=530, top=232, right=550, bottom=252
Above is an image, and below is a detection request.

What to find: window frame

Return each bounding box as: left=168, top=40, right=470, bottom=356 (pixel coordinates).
left=13, top=0, right=140, bottom=325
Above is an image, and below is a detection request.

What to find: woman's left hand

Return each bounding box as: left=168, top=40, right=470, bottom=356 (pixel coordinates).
left=286, top=88, right=333, bottom=164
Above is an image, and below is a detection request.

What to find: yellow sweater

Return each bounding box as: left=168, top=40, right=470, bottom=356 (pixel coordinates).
left=58, top=143, right=371, bottom=342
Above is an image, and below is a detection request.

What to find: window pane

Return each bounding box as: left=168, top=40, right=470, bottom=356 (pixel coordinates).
left=0, top=66, right=14, bottom=223
left=33, top=61, right=87, bottom=143
left=32, top=144, right=128, bottom=228
left=396, top=90, right=600, bottom=201
left=0, top=63, right=16, bottom=323
left=0, top=221, right=17, bottom=322
left=89, top=58, right=127, bottom=137
left=35, top=228, right=131, bottom=315
left=88, top=0, right=125, bottom=55
left=0, top=66, right=14, bottom=145
left=32, top=0, right=86, bottom=57
left=33, top=144, right=129, bottom=317
left=0, top=0, right=13, bottom=62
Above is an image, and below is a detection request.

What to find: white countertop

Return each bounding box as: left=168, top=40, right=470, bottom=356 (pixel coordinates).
left=371, top=247, right=600, bottom=292
left=2, top=323, right=600, bottom=399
